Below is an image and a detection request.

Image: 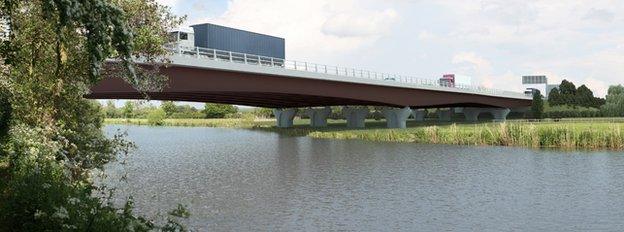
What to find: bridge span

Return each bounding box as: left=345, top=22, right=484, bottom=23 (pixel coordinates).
left=87, top=45, right=532, bottom=128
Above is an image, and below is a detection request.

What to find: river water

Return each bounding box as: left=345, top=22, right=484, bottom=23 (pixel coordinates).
left=104, top=125, right=624, bottom=231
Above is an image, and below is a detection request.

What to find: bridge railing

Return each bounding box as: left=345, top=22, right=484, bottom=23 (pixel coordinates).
left=165, top=44, right=529, bottom=99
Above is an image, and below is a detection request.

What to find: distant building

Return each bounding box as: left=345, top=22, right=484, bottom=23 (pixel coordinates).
left=522, top=75, right=557, bottom=98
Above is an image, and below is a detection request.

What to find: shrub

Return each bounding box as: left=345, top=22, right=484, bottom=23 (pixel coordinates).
left=147, top=109, right=166, bottom=126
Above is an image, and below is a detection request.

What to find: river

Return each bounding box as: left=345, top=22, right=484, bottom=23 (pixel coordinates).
left=103, top=125, right=624, bottom=231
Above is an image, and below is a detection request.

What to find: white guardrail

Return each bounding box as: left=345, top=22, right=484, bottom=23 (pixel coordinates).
left=165, top=44, right=530, bottom=99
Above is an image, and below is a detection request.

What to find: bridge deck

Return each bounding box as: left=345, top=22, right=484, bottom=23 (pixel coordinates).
left=87, top=46, right=532, bottom=109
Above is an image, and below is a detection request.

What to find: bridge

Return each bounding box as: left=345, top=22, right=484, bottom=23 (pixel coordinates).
left=87, top=45, right=533, bottom=128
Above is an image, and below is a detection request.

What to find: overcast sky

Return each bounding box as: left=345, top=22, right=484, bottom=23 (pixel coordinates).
left=153, top=0, right=623, bottom=102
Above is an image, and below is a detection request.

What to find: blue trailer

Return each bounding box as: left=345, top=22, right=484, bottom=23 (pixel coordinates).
left=189, top=23, right=285, bottom=59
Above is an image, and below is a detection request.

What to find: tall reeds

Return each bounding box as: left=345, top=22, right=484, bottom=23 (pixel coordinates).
left=308, top=123, right=624, bottom=150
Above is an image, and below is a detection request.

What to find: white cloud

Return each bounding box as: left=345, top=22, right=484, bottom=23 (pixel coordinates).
left=193, top=0, right=399, bottom=61
left=452, top=52, right=494, bottom=86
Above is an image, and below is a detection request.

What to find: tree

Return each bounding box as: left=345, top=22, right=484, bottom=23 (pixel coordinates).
left=203, top=103, right=238, bottom=118
left=531, top=90, right=544, bottom=119
left=104, top=100, right=118, bottom=118
left=601, top=85, right=624, bottom=117
left=548, top=88, right=562, bottom=106
left=559, top=79, right=577, bottom=95
left=147, top=109, right=166, bottom=125
left=0, top=0, right=188, bottom=230
left=161, top=101, right=177, bottom=117
left=575, top=85, right=593, bottom=107
left=122, top=101, right=136, bottom=118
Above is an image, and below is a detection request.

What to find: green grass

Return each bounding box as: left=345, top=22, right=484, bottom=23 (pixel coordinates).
left=105, top=118, right=624, bottom=150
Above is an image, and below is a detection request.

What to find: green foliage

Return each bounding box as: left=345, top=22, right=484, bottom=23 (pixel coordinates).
left=601, top=85, right=624, bottom=117
left=103, top=100, right=120, bottom=118
left=559, top=80, right=576, bottom=95
left=203, top=103, right=238, bottom=118
left=252, top=108, right=274, bottom=118
left=531, top=90, right=544, bottom=119
left=548, top=79, right=605, bottom=108
left=161, top=101, right=177, bottom=117
left=122, top=101, right=136, bottom=118
left=147, top=109, right=166, bottom=126
left=0, top=0, right=188, bottom=230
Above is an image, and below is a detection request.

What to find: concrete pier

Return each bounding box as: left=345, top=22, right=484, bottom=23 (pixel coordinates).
left=492, top=108, right=511, bottom=122
left=412, top=109, right=427, bottom=122
left=304, top=107, right=332, bottom=127
left=437, top=108, right=453, bottom=122
left=381, top=107, right=412, bottom=128
left=343, top=106, right=369, bottom=128
left=273, top=108, right=297, bottom=128
left=462, top=107, right=511, bottom=122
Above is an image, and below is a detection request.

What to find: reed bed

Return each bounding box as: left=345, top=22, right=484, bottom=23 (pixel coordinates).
left=308, top=123, right=624, bottom=150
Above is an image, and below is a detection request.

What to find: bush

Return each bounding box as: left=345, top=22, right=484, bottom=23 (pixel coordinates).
left=203, top=103, right=237, bottom=118
left=146, top=109, right=166, bottom=126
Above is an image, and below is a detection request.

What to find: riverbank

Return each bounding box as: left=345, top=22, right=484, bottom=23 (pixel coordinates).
left=105, top=118, right=624, bottom=150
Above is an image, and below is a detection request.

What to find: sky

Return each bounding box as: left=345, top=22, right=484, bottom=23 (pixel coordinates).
left=148, top=0, right=624, bottom=106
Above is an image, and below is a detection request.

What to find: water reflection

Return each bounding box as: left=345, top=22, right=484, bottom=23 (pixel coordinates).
left=104, top=125, right=624, bottom=231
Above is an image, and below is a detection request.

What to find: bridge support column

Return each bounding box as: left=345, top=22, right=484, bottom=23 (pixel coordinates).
left=304, top=107, right=332, bottom=127
left=411, top=109, right=427, bottom=122
left=382, top=107, right=412, bottom=128
left=491, top=108, right=511, bottom=122
left=342, top=106, right=369, bottom=128
left=462, top=108, right=511, bottom=122
left=463, top=107, right=481, bottom=122
left=273, top=108, right=297, bottom=128
left=437, top=108, right=453, bottom=122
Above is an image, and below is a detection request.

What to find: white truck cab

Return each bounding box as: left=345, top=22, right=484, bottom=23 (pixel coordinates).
left=169, top=28, right=195, bottom=48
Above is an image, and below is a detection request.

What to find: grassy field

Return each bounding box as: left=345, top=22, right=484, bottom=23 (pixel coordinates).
left=105, top=118, right=624, bottom=150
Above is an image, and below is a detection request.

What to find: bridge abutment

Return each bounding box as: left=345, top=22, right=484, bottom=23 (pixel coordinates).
left=343, top=106, right=369, bottom=128
left=382, top=107, right=412, bottom=128
left=411, top=109, right=428, bottom=122
left=273, top=108, right=297, bottom=128
left=437, top=108, right=453, bottom=122
left=304, top=107, right=332, bottom=127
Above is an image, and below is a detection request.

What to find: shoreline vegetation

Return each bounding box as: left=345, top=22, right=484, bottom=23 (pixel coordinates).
left=104, top=118, right=624, bottom=150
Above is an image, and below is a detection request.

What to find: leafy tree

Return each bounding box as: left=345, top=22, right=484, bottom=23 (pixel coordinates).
left=548, top=88, right=562, bottom=106
left=161, top=101, right=177, bottom=117
left=104, top=100, right=119, bottom=118
left=548, top=80, right=605, bottom=109
left=147, top=109, right=166, bottom=126
left=601, top=85, right=624, bottom=117
left=203, top=103, right=238, bottom=118
left=575, top=85, right=594, bottom=107
left=0, top=0, right=188, bottom=230
left=559, top=79, right=577, bottom=95
left=122, top=101, right=136, bottom=118
left=531, top=90, right=544, bottom=119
